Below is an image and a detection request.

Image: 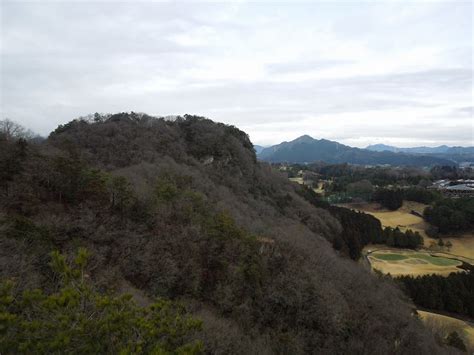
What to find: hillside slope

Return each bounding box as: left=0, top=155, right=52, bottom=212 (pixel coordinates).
left=259, top=135, right=456, bottom=166
left=0, top=113, right=445, bottom=353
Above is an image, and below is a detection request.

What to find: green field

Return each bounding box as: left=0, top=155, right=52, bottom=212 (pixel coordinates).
left=372, top=252, right=460, bottom=266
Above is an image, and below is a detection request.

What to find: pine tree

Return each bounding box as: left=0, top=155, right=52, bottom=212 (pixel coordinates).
left=0, top=248, right=203, bottom=354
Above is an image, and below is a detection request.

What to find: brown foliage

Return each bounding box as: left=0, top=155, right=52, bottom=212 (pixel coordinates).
left=0, top=114, right=445, bottom=353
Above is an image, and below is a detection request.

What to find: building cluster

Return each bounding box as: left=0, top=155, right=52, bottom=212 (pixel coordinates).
left=429, top=179, right=474, bottom=197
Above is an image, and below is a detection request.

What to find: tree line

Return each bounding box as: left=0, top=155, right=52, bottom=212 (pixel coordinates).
left=396, top=272, right=474, bottom=318
left=424, top=198, right=474, bottom=235
left=298, top=187, right=423, bottom=260
left=286, top=163, right=432, bottom=187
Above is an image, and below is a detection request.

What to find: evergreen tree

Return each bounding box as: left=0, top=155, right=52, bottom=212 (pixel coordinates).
left=0, top=248, right=203, bottom=354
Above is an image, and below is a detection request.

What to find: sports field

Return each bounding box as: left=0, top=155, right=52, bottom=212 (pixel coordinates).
left=367, top=249, right=463, bottom=276
left=372, top=252, right=460, bottom=266
left=343, top=201, right=474, bottom=265
left=345, top=200, right=473, bottom=349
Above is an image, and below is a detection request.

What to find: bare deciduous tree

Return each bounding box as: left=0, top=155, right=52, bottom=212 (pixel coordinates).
left=0, top=119, right=35, bottom=141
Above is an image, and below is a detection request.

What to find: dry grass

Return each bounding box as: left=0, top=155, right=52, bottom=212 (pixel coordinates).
left=313, top=182, right=325, bottom=194
left=340, top=201, right=429, bottom=235
left=289, top=177, right=304, bottom=185
left=443, top=233, right=474, bottom=263
left=418, top=310, right=474, bottom=352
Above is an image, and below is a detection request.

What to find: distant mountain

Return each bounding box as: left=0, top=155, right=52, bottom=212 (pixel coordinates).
left=258, top=136, right=456, bottom=167
left=366, top=144, right=474, bottom=163
left=366, top=144, right=474, bottom=155
left=366, top=144, right=445, bottom=154
left=253, top=145, right=265, bottom=154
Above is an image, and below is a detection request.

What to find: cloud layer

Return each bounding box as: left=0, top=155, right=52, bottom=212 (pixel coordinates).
left=1, top=1, right=472, bottom=147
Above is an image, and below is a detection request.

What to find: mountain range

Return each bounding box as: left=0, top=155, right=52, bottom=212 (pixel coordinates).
left=366, top=143, right=474, bottom=155
left=257, top=135, right=460, bottom=166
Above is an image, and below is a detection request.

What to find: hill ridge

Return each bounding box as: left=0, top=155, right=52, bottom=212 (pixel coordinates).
left=259, top=135, right=456, bottom=166
left=0, top=113, right=444, bottom=353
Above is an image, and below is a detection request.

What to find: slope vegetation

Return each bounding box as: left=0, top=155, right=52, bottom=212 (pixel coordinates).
left=0, top=114, right=444, bottom=353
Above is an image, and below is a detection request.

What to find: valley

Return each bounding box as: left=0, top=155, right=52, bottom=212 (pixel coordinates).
left=339, top=202, right=474, bottom=350
left=334, top=201, right=474, bottom=351
left=285, top=163, right=474, bottom=352
left=340, top=201, right=474, bottom=270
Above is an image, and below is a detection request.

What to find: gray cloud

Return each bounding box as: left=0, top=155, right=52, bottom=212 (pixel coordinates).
left=457, top=106, right=473, bottom=115
left=1, top=1, right=472, bottom=147
left=265, top=59, right=354, bottom=74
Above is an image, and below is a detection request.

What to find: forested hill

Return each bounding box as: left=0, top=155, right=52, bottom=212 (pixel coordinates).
left=0, top=113, right=444, bottom=353
left=259, top=135, right=455, bottom=166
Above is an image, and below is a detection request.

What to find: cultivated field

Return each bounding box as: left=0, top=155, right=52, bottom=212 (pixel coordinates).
left=367, top=249, right=463, bottom=276
left=418, top=310, right=474, bottom=352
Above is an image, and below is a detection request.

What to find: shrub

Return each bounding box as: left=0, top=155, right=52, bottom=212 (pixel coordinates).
left=446, top=331, right=467, bottom=352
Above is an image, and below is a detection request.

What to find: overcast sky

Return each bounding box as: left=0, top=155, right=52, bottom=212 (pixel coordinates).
left=1, top=0, right=472, bottom=147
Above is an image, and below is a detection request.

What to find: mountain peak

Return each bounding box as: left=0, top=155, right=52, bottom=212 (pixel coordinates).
left=293, top=135, right=314, bottom=143
left=259, top=136, right=457, bottom=166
